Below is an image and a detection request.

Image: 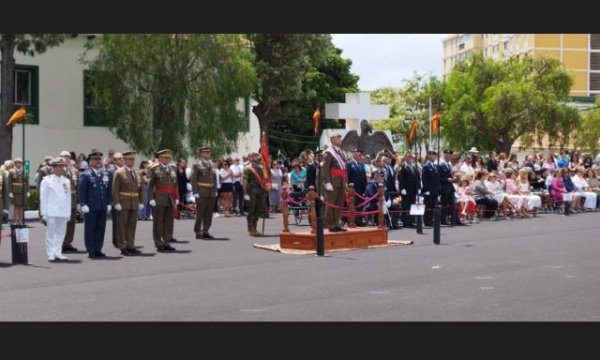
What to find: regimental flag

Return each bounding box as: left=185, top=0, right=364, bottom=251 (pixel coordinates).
left=430, top=110, right=440, bottom=133
left=312, top=107, right=320, bottom=136
left=6, top=105, right=26, bottom=126
left=259, top=132, right=272, bottom=185
left=407, top=119, right=417, bottom=143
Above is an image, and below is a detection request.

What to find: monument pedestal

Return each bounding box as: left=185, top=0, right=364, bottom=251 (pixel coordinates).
left=280, top=227, right=388, bottom=251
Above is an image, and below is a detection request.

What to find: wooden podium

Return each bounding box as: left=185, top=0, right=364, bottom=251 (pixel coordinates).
left=279, top=184, right=388, bottom=251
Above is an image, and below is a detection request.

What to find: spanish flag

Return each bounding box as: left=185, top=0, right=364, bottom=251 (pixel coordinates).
left=407, top=119, right=417, bottom=143
left=259, top=132, right=272, bottom=184
left=430, top=110, right=440, bottom=134
left=312, top=107, right=320, bottom=136
left=6, top=105, right=26, bottom=126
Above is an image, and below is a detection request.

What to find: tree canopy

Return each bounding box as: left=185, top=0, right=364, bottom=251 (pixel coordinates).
left=442, top=53, right=579, bottom=154
left=83, top=34, right=255, bottom=158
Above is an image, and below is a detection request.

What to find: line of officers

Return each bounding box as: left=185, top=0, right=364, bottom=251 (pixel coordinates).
left=8, top=146, right=263, bottom=261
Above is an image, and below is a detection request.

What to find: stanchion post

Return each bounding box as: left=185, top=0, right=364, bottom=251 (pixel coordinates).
left=281, top=185, right=289, bottom=233
left=347, top=183, right=356, bottom=228
left=377, top=183, right=385, bottom=230
left=307, top=186, right=317, bottom=235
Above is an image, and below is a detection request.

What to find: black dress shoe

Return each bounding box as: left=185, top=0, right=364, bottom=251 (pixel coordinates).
left=128, top=248, right=141, bottom=254
left=62, top=245, right=78, bottom=253
left=163, top=244, right=176, bottom=251
left=121, top=249, right=134, bottom=256
left=328, top=228, right=339, bottom=232
left=195, top=233, right=203, bottom=239
left=156, top=246, right=168, bottom=252
left=88, top=253, right=97, bottom=259
left=335, top=226, right=347, bottom=232
left=202, top=233, right=215, bottom=239
left=95, top=252, right=106, bottom=258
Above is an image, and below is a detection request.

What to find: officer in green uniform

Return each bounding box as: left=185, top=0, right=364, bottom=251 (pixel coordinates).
left=59, top=151, right=80, bottom=252
left=147, top=149, right=178, bottom=252
left=242, top=152, right=267, bottom=236
left=191, top=146, right=217, bottom=239
left=7, top=157, right=30, bottom=225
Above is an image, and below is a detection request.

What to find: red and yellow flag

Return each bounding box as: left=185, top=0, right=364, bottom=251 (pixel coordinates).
left=407, top=119, right=417, bottom=143
left=430, top=110, right=440, bottom=133
left=312, top=107, right=320, bottom=136
left=6, top=105, right=26, bottom=126
left=259, top=132, right=272, bottom=184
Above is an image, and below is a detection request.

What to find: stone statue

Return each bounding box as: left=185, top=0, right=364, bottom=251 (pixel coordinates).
left=341, top=119, right=395, bottom=158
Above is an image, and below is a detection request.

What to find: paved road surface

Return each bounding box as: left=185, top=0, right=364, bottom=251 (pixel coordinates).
left=1, top=211, right=599, bottom=320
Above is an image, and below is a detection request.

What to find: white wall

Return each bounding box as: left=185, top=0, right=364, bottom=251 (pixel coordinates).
left=10, top=35, right=128, bottom=184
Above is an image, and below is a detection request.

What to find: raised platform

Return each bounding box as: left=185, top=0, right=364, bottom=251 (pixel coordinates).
left=280, top=227, right=387, bottom=250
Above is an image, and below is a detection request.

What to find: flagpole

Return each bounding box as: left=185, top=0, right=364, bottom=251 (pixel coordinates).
left=414, top=123, right=423, bottom=235
left=433, top=109, right=441, bottom=245
left=428, top=98, right=432, bottom=150
left=314, top=107, right=324, bottom=257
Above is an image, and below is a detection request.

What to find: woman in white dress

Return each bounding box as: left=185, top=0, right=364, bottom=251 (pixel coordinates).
left=516, top=168, right=542, bottom=211
left=484, top=171, right=513, bottom=217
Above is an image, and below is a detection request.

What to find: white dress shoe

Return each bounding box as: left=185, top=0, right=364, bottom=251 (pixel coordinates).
left=48, top=256, right=56, bottom=261
left=55, top=254, right=68, bottom=260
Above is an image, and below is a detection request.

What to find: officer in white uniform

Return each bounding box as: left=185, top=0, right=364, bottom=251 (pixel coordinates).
left=39, top=157, right=71, bottom=261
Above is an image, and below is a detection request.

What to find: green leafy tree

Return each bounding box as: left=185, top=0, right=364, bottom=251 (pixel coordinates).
left=574, top=98, right=600, bottom=154
left=268, top=45, right=359, bottom=158
left=442, top=53, right=578, bottom=154
left=1, top=34, right=71, bottom=162
left=371, top=73, right=443, bottom=154
left=82, top=34, right=255, bottom=158
left=247, top=34, right=331, bottom=137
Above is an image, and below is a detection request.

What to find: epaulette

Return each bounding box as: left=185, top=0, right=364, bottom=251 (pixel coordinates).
left=148, top=162, right=160, bottom=169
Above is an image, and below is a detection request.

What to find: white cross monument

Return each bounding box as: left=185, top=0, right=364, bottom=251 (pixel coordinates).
left=321, top=92, right=391, bottom=149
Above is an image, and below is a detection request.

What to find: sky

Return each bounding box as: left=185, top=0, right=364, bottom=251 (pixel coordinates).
left=331, top=34, right=448, bottom=91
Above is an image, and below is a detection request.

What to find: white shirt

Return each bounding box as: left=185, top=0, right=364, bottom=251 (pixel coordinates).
left=460, top=163, right=474, bottom=177
left=230, top=163, right=243, bottom=183
left=219, top=168, right=233, bottom=183
left=571, top=174, right=590, bottom=193
left=40, top=174, right=71, bottom=218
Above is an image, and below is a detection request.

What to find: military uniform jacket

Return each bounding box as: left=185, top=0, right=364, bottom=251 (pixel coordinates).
left=64, top=165, right=79, bottom=209
left=40, top=174, right=71, bottom=218
left=78, top=168, right=112, bottom=211
left=437, top=160, right=455, bottom=194
left=321, top=148, right=347, bottom=189
left=243, top=162, right=266, bottom=195
left=421, top=161, right=441, bottom=196
left=191, top=159, right=217, bottom=198
left=112, top=167, right=143, bottom=209
left=7, top=168, right=29, bottom=195
left=346, top=159, right=367, bottom=194
left=148, top=163, right=179, bottom=207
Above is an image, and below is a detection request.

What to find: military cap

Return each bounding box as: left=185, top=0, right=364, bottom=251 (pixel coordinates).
left=50, top=157, right=63, bottom=166
left=329, top=131, right=342, bottom=139
left=427, top=150, right=438, bottom=155
left=248, top=151, right=259, bottom=157
left=88, top=149, right=103, bottom=158
left=443, top=149, right=453, bottom=155
left=122, top=151, right=136, bottom=157
left=60, top=150, right=71, bottom=157
left=156, top=149, right=173, bottom=157
left=351, top=147, right=364, bottom=153
left=44, top=155, right=53, bottom=161
left=14, top=157, right=23, bottom=163
left=199, top=146, right=211, bottom=152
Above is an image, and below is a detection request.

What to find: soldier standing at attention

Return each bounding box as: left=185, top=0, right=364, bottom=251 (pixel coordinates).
left=321, top=132, right=347, bottom=232
left=112, top=151, right=144, bottom=256
left=191, top=146, right=218, bottom=239
left=109, top=152, right=124, bottom=248
left=243, top=152, right=267, bottom=236
left=78, top=150, right=112, bottom=258
left=148, top=149, right=178, bottom=252
left=7, top=157, right=30, bottom=225
left=60, top=150, right=80, bottom=253
left=39, top=157, right=71, bottom=262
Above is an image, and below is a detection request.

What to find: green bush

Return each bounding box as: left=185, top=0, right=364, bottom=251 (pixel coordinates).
left=26, top=187, right=39, bottom=211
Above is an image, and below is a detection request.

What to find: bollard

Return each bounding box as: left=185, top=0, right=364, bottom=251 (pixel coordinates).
left=11, top=224, right=29, bottom=265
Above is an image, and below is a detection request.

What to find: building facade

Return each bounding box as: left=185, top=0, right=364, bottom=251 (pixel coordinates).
left=442, top=34, right=600, bottom=97
left=3, top=35, right=259, bottom=184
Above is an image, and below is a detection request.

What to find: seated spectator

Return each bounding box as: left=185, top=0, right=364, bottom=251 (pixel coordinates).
left=472, top=171, right=499, bottom=219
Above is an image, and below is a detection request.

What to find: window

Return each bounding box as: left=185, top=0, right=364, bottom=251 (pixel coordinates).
left=83, top=70, right=109, bottom=126
left=591, top=52, right=600, bottom=71
left=239, top=96, right=250, bottom=132
left=12, top=65, right=39, bottom=124
left=590, top=73, right=600, bottom=91
left=503, top=41, right=509, bottom=52
left=591, top=34, right=600, bottom=50
left=458, top=43, right=465, bottom=51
